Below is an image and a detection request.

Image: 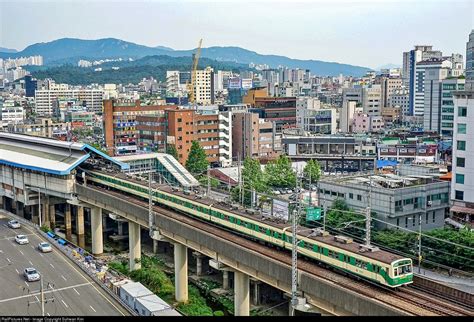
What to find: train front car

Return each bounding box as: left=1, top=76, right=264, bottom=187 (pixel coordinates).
left=389, top=258, right=413, bottom=287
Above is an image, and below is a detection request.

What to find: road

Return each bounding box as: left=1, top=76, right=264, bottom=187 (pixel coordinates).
left=0, top=211, right=129, bottom=316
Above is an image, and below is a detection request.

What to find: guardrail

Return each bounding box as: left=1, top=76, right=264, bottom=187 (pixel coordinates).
left=1, top=210, right=137, bottom=316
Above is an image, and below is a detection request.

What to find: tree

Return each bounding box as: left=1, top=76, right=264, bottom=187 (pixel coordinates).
left=231, top=157, right=267, bottom=206
left=325, top=199, right=366, bottom=238
left=303, top=159, right=321, bottom=183
left=265, top=155, right=296, bottom=188
left=166, top=144, right=179, bottom=160
left=185, top=141, right=209, bottom=175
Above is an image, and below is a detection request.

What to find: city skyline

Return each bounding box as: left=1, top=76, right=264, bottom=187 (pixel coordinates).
left=1, top=0, right=473, bottom=69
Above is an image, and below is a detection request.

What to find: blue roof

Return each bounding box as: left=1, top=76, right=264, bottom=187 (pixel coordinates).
left=376, top=160, right=398, bottom=168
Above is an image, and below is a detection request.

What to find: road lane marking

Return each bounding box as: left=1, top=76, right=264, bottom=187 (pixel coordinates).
left=28, top=260, right=33, bottom=266
left=31, top=245, right=35, bottom=249
left=6, top=258, right=11, bottom=263
left=19, top=250, right=23, bottom=255
left=73, top=288, right=80, bottom=295
left=46, top=313, right=50, bottom=316
left=61, top=275, right=67, bottom=281
left=39, top=253, right=43, bottom=257
left=50, top=263, right=54, bottom=269
left=61, top=299, right=68, bottom=308
left=24, top=281, right=29, bottom=287
left=35, top=296, right=39, bottom=302
left=90, top=305, right=96, bottom=312
left=15, top=269, right=19, bottom=274
left=0, top=282, right=93, bottom=303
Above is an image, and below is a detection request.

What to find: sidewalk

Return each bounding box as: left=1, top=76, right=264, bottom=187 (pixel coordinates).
left=415, top=266, right=474, bottom=294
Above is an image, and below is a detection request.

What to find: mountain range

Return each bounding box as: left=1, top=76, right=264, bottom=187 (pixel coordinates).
left=0, top=38, right=372, bottom=76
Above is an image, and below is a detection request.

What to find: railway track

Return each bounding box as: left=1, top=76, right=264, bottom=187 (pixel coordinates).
left=84, top=183, right=472, bottom=316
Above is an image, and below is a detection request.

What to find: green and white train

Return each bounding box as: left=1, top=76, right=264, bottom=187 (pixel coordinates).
left=84, top=169, right=413, bottom=288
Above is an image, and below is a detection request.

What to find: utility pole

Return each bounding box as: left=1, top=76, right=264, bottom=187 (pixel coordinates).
left=28, top=277, right=54, bottom=316
left=148, top=159, right=154, bottom=238
left=38, top=188, right=42, bottom=228
left=365, top=175, right=372, bottom=246
left=207, top=166, right=211, bottom=196
left=419, top=206, right=423, bottom=273
left=290, top=175, right=302, bottom=316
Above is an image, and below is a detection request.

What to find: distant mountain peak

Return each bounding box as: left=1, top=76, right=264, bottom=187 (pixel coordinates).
left=1, top=37, right=371, bottom=76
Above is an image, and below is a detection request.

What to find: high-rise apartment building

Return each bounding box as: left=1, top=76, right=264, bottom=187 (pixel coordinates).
left=35, top=86, right=104, bottom=115
left=193, top=67, right=215, bottom=105
left=450, top=30, right=474, bottom=226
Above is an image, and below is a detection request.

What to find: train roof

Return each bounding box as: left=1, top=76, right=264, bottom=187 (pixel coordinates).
left=87, top=168, right=408, bottom=265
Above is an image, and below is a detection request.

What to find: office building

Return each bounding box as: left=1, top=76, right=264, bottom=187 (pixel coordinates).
left=361, top=85, right=382, bottom=116
left=380, top=77, right=403, bottom=107
left=296, top=99, right=336, bottom=134
left=24, top=75, right=37, bottom=98
left=103, top=99, right=176, bottom=156
left=318, top=173, right=450, bottom=231
left=403, top=45, right=443, bottom=115
left=422, top=65, right=451, bottom=133
left=167, top=109, right=232, bottom=167
left=232, top=111, right=281, bottom=161
left=389, top=88, right=410, bottom=117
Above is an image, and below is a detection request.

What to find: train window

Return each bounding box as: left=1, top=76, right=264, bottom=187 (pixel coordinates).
left=305, top=242, right=313, bottom=250
left=266, top=229, right=271, bottom=236
left=313, top=245, right=319, bottom=252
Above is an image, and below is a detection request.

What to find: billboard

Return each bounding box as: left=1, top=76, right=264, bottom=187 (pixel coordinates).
left=241, top=78, right=253, bottom=90
left=228, top=77, right=241, bottom=89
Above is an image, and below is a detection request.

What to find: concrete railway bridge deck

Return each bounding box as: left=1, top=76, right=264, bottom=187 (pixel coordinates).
left=0, top=133, right=472, bottom=316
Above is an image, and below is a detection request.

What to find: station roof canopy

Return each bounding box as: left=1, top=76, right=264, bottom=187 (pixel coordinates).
left=0, top=132, right=128, bottom=175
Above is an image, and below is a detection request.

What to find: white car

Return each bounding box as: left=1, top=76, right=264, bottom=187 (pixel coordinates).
left=38, top=242, right=52, bottom=253
left=24, top=268, right=40, bottom=282
left=7, top=220, right=20, bottom=229
left=15, top=235, right=29, bottom=245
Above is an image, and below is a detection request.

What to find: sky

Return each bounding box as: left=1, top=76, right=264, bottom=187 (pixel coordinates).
left=1, top=0, right=473, bottom=69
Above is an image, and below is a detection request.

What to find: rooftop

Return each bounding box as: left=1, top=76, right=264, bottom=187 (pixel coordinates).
left=0, top=132, right=128, bottom=175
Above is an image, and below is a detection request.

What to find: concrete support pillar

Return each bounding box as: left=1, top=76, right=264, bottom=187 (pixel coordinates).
left=91, top=207, right=103, bottom=255
left=65, top=204, right=72, bottom=241
left=193, top=252, right=204, bottom=276
left=223, top=270, right=230, bottom=290
left=16, top=201, right=24, bottom=218
left=118, top=221, right=124, bottom=235
left=49, top=204, right=56, bottom=229
left=153, top=239, right=159, bottom=254
left=128, top=221, right=141, bottom=271
left=234, top=270, right=250, bottom=316
left=43, top=201, right=50, bottom=228
left=76, top=206, right=85, bottom=249
left=251, top=279, right=261, bottom=306
left=174, top=243, right=188, bottom=303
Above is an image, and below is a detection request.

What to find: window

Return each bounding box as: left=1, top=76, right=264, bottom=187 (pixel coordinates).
left=455, top=190, right=464, bottom=201
left=349, top=193, right=354, bottom=199
left=357, top=195, right=362, bottom=201
left=458, top=124, right=467, bottom=134
left=405, top=217, right=408, bottom=228
left=396, top=218, right=399, bottom=227
left=457, top=140, right=466, bottom=151
left=177, top=118, right=182, bottom=122
left=412, top=217, right=416, bottom=226
left=426, top=212, right=429, bottom=224
left=456, top=174, right=465, bottom=184
left=457, top=157, right=465, bottom=167
left=458, top=106, right=467, bottom=117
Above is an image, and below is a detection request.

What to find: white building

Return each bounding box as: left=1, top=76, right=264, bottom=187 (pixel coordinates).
left=339, top=101, right=358, bottom=133
left=35, top=86, right=104, bottom=115
left=361, top=84, right=382, bottom=116
left=450, top=30, right=474, bottom=225
left=193, top=67, right=214, bottom=105
left=1, top=100, right=24, bottom=128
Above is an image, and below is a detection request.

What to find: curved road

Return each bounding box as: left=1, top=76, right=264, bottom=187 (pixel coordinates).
left=0, top=210, right=129, bottom=316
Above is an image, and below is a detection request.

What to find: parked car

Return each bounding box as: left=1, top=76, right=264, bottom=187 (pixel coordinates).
left=15, top=235, right=29, bottom=245
left=273, top=190, right=281, bottom=195
left=37, top=242, right=52, bottom=253
left=7, top=220, right=20, bottom=229
left=23, top=268, right=40, bottom=282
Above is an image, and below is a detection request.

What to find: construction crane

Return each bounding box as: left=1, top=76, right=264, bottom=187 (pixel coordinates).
left=188, top=38, right=203, bottom=104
